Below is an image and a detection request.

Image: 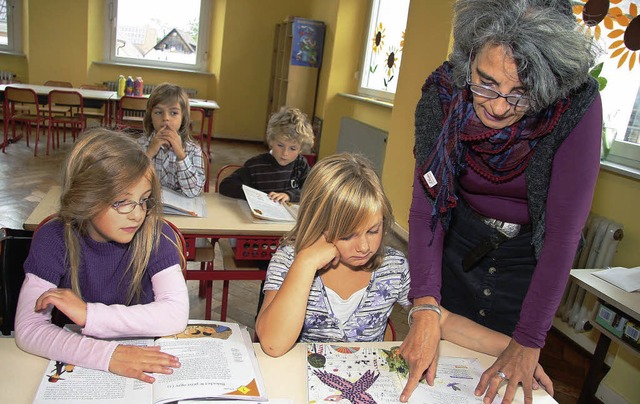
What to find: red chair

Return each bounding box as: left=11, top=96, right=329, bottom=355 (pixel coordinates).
left=48, top=90, right=85, bottom=147
left=3, top=86, right=50, bottom=156
left=116, top=96, right=147, bottom=133
left=190, top=107, right=209, bottom=157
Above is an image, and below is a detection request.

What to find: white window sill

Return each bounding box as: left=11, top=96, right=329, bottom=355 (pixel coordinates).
left=338, top=92, right=393, bottom=108
left=600, top=160, right=640, bottom=181
left=0, top=50, right=26, bottom=57
left=93, top=60, right=213, bottom=76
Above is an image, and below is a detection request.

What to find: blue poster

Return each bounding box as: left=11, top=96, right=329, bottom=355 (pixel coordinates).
left=291, top=18, right=325, bottom=68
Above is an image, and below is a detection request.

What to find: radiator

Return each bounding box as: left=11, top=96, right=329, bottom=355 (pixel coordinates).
left=556, top=214, right=624, bottom=334
left=0, top=71, right=16, bottom=84
left=104, top=81, right=198, bottom=98
left=336, top=117, right=388, bottom=176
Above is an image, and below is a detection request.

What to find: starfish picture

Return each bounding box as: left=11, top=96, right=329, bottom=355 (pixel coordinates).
left=313, top=369, right=380, bottom=403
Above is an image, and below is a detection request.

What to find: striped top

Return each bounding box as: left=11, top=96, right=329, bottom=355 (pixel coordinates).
left=218, top=152, right=310, bottom=202
left=264, top=245, right=411, bottom=342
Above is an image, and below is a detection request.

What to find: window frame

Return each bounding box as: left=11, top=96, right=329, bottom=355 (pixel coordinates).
left=357, top=0, right=410, bottom=102
left=0, top=0, right=23, bottom=54
left=103, top=0, right=211, bottom=72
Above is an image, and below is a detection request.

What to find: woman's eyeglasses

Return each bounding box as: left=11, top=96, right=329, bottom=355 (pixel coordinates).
left=111, top=197, right=156, bottom=215
left=466, top=55, right=531, bottom=111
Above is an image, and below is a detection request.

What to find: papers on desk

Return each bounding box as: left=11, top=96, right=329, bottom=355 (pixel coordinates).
left=307, top=343, right=486, bottom=403
left=242, top=185, right=297, bottom=222
left=161, top=187, right=206, bottom=217
left=593, top=267, right=640, bottom=292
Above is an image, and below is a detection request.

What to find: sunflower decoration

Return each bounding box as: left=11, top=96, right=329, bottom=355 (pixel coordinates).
left=382, top=45, right=399, bottom=90
left=371, top=22, right=385, bottom=54
left=573, top=0, right=639, bottom=70
left=400, top=30, right=405, bottom=50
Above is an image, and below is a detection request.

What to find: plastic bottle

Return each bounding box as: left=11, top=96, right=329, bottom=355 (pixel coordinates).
left=117, top=75, right=126, bottom=97
left=125, top=76, right=134, bottom=96
left=134, top=77, right=144, bottom=96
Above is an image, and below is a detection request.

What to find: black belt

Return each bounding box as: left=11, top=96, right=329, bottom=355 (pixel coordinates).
left=462, top=211, right=525, bottom=272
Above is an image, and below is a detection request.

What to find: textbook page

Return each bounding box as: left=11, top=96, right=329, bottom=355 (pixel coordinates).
left=33, top=337, right=154, bottom=404
left=306, top=343, right=488, bottom=404
left=152, top=321, right=268, bottom=403
left=161, top=187, right=206, bottom=217
left=32, top=321, right=267, bottom=404
left=241, top=185, right=297, bottom=222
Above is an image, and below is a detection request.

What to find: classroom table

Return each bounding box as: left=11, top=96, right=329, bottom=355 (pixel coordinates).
left=0, top=83, right=116, bottom=137
left=0, top=338, right=556, bottom=403
left=23, top=186, right=292, bottom=320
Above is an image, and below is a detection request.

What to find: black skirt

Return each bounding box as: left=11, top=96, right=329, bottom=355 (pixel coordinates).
left=440, top=199, right=536, bottom=336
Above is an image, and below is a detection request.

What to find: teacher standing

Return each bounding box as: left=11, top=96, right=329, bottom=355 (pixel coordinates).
left=400, top=0, right=602, bottom=403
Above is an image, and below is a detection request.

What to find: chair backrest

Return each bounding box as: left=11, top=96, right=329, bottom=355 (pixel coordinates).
left=163, top=219, right=188, bottom=279
left=190, top=107, right=206, bottom=149
left=117, top=96, right=148, bottom=132
left=5, top=86, right=39, bottom=105
left=0, top=228, right=34, bottom=335
left=215, top=164, right=242, bottom=192
left=118, top=96, right=148, bottom=118
left=203, top=150, right=210, bottom=193
left=44, top=80, right=73, bottom=88
left=48, top=90, right=83, bottom=114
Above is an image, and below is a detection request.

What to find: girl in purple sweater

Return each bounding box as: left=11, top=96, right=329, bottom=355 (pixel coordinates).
left=15, top=129, right=189, bottom=383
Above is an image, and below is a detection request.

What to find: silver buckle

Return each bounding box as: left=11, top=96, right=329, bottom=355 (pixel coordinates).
left=481, top=218, right=521, bottom=239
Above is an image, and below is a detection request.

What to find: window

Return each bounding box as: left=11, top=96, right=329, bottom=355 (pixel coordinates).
left=0, top=0, right=22, bottom=54
left=574, top=0, right=640, bottom=170
left=358, top=0, right=410, bottom=101
left=104, top=0, right=211, bottom=71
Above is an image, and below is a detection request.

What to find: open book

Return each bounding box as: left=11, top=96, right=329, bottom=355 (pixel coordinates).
left=242, top=184, right=298, bottom=222
left=33, top=321, right=267, bottom=404
left=161, top=187, right=206, bottom=217
left=307, top=343, right=487, bottom=404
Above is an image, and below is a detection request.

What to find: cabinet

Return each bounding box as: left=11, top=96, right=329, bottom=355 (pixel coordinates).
left=266, top=17, right=325, bottom=141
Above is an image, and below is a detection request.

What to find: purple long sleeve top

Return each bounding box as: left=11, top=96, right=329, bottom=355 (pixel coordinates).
left=408, top=96, right=602, bottom=348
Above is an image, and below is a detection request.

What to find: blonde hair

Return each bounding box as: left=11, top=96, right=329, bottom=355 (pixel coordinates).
left=59, top=128, right=182, bottom=303
left=143, top=82, right=193, bottom=145
left=266, top=106, right=315, bottom=152
left=283, top=153, right=393, bottom=271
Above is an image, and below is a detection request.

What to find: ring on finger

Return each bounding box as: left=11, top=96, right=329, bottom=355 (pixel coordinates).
left=496, top=370, right=508, bottom=381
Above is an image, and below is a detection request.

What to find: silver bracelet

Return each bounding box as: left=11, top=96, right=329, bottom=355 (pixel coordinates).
left=408, top=304, right=442, bottom=327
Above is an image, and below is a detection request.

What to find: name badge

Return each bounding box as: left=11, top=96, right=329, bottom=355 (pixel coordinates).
left=424, top=171, right=437, bottom=188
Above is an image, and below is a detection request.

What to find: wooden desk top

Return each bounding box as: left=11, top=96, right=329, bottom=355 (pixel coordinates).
left=571, top=269, right=640, bottom=320
left=0, top=338, right=556, bottom=403
left=24, top=186, right=293, bottom=237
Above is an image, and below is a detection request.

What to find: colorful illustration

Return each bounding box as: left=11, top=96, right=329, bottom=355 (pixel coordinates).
left=307, top=343, right=486, bottom=403
left=291, top=18, right=325, bottom=68
left=313, top=369, right=379, bottom=403
left=46, top=361, right=75, bottom=383
left=172, top=322, right=233, bottom=339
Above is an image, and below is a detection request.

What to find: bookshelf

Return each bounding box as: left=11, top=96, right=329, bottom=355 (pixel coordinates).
left=265, top=17, right=325, bottom=143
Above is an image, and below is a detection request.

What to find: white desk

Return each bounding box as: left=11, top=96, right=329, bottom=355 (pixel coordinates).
left=569, top=269, right=640, bottom=402
left=0, top=338, right=556, bottom=403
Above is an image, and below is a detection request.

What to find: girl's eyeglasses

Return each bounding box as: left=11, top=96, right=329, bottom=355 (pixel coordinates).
left=111, top=197, right=156, bottom=215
